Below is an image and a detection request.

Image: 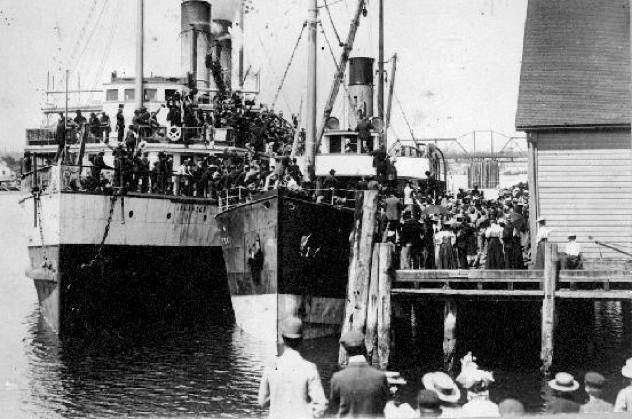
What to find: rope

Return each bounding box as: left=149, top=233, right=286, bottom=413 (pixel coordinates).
left=88, top=0, right=121, bottom=103
left=71, top=0, right=110, bottom=73
left=257, top=35, right=293, bottom=112
left=271, top=23, right=306, bottom=109
left=322, top=0, right=343, bottom=46
left=394, top=90, right=415, bottom=139
left=66, top=0, right=99, bottom=69
left=319, top=22, right=360, bottom=125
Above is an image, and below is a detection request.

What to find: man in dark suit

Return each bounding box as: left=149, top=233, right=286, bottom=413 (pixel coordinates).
left=329, top=330, right=389, bottom=417
left=546, top=372, right=581, bottom=414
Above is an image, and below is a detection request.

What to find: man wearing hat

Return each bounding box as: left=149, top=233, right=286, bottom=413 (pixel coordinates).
left=329, top=330, right=389, bottom=417
left=581, top=371, right=613, bottom=413
left=323, top=169, right=338, bottom=203
left=615, top=357, right=632, bottom=412
left=546, top=372, right=580, bottom=413
left=459, top=369, right=499, bottom=417
left=258, top=317, right=328, bottom=418
left=564, top=233, right=583, bottom=270
left=422, top=372, right=461, bottom=417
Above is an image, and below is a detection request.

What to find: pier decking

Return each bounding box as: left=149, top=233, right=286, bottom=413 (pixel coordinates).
left=393, top=269, right=632, bottom=300
left=339, top=191, right=632, bottom=373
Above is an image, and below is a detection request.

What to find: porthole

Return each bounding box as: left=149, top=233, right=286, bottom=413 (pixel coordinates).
left=263, top=201, right=271, bottom=209
left=166, top=212, right=172, bottom=220
left=203, top=214, right=208, bottom=222
left=128, top=211, right=134, bottom=218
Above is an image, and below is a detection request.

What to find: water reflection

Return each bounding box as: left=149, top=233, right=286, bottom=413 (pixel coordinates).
left=24, top=308, right=280, bottom=418
left=15, top=297, right=632, bottom=417
left=390, top=299, right=632, bottom=414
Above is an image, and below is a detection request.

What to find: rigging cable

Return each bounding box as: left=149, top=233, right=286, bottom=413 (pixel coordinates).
left=88, top=0, right=122, bottom=103
left=319, top=21, right=360, bottom=125
left=72, top=0, right=111, bottom=73
left=322, top=0, right=342, bottom=46
left=271, top=23, right=306, bottom=109
left=66, top=0, right=99, bottom=68
left=394, top=90, right=415, bottom=140
left=257, top=35, right=294, bottom=112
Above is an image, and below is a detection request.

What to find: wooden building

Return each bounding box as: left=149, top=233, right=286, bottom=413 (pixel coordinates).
left=516, top=0, right=632, bottom=262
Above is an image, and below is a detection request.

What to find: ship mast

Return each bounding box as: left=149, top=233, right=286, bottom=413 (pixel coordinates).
left=378, top=0, right=384, bottom=146
left=315, top=0, right=366, bottom=150
left=305, top=0, right=318, bottom=182
left=135, top=0, right=144, bottom=110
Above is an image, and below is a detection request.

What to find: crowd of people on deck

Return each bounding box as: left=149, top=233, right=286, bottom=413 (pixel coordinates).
left=259, top=316, right=632, bottom=418
left=52, top=87, right=297, bottom=159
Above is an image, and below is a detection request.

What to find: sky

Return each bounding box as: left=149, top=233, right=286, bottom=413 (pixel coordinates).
left=0, top=0, right=528, bottom=151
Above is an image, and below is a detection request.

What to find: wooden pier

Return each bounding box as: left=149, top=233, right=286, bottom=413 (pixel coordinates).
left=339, top=192, right=632, bottom=373
left=388, top=243, right=632, bottom=372
left=340, top=195, right=632, bottom=373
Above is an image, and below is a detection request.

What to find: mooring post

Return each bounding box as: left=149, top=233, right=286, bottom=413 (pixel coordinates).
left=339, top=190, right=379, bottom=366
left=377, top=242, right=394, bottom=370
left=541, top=242, right=558, bottom=374
left=443, top=298, right=457, bottom=372
left=365, top=243, right=381, bottom=364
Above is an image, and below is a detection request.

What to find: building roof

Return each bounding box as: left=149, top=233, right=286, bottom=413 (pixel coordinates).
left=515, top=0, right=631, bottom=129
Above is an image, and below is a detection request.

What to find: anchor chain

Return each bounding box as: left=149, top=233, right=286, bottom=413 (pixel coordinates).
left=35, top=191, right=51, bottom=269
left=82, top=193, right=118, bottom=272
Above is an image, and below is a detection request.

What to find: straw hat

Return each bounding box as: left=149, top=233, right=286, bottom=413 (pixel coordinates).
left=548, top=372, right=579, bottom=392
left=622, top=358, right=632, bottom=378
left=385, top=371, right=407, bottom=386
left=460, top=369, right=494, bottom=390
left=422, top=372, right=460, bottom=404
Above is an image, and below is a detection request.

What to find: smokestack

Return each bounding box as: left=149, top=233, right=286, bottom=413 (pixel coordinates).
left=181, top=0, right=211, bottom=89
left=348, top=57, right=375, bottom=124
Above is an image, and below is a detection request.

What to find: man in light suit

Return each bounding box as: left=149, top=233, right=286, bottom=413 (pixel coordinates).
left=258, top=317, right=328, bottom=418
left=329, top=330, right=389, bottom=417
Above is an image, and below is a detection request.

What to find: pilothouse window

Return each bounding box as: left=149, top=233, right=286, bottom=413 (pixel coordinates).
left=144, top=89, right=157, bottom=102
left=124, top=89, right=135, bottom=102
left=106, top=89, right=119, bottom=101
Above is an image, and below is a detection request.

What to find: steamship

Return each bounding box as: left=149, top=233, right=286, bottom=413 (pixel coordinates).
left=216, top=2, right=446, bottom=344
left=21, top=0, right=250, bottom=336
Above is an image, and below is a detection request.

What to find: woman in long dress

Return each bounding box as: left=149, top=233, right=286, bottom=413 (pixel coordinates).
left=435, top=223, right=457, bottom=269
left=534, top=217, right=549, bottom=269
left=485, top=216, right=504, bottom=269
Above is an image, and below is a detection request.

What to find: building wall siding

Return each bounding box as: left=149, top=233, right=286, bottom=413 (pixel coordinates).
left=536, top=129, right=632, bottom=260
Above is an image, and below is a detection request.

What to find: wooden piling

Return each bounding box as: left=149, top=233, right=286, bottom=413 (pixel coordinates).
left=541, top=242, right=558, bottom=373
left=365, top=244, right=381, bottom=364
left=377, top=242, right=394, bottom=370
left=443, top=298, right=457, bottom=372
left=339, top=190, right=379, bottom=365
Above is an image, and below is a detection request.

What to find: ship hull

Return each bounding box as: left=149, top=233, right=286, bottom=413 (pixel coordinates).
left=24, top=191, right=232, bottom=336
left=217, top=190, right=355, bottom=344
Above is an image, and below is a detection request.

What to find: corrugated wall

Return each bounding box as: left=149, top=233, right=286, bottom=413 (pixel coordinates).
left=536, top=129, right=632, bottom=260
